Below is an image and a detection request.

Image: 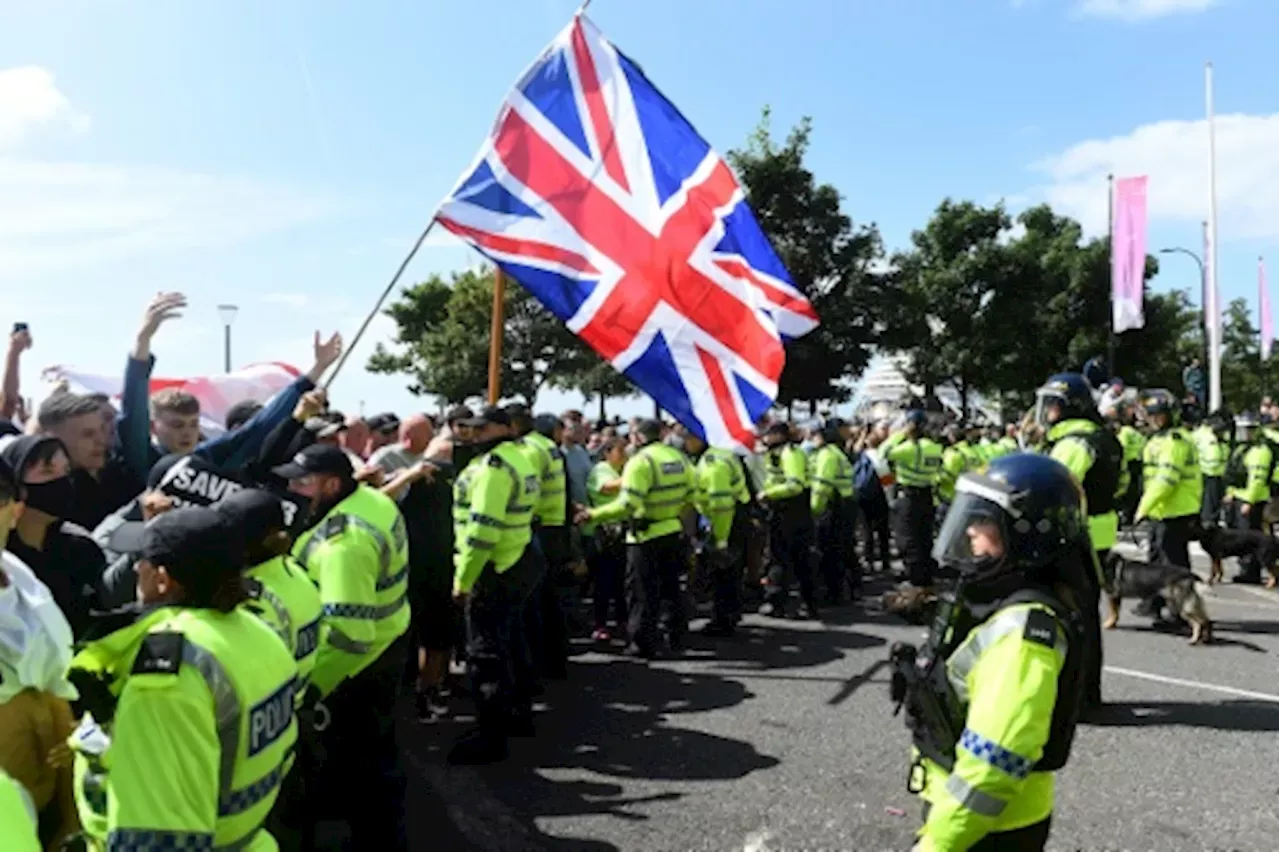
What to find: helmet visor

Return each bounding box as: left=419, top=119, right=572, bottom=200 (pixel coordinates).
left=932, top=491, right=1011, bottom=571
left=1033, top=389, right=1065, bottom=430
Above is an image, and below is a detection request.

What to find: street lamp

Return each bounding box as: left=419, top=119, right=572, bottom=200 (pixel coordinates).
left=217, top=304, right=239, bottom=373
left=1158, top=242, right=1209, bottom=370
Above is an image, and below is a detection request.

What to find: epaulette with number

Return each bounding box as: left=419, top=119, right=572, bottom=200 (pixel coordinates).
left=131, top=631, right=185, bottom=676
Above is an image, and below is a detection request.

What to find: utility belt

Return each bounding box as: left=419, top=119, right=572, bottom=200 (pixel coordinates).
left=893, top=483, right=933, bottom=500
left=627, top=516, right=653, bottom=537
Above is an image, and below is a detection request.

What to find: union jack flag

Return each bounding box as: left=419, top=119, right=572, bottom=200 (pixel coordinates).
left=435, top=14, right=818, bottom=451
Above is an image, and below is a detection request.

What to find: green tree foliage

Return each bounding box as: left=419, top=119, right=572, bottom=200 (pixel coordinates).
left=1219, top=297, right=1280, bottom=414
left=727, top=108, right=885, bottom=408
left=367, top=266, right=582, bottom=404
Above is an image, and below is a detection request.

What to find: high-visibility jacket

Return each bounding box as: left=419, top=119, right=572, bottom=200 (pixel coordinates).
left=69, top=605, right=297, bottom=851
left=809, top=443, right=854, bottom=515
left=994, top=436, right=1018, bottom=458
left=1046, top=419, right=1123, bottom=552
left=759, top=443, right=811, bottom=528
left=914, top=601, right=1071, bottom=851
left=881, top=432, right=944, bottom=488
left=583, top=460, right=623, bottom=537
left=242, top=553, right=324, bottom=704
left=517, top=432, right=568, bottom=528
left=451, top=440, right=539, bottom=592
left=695, top=447, right=749, bottom=550
left=1193, top=425, right=1229, bottom=478
left=588, top=442, right=693, bottom=544
left=1137, top=428, right=1202, bottom=521
left=0, top=769, right=39, bottom=852
left=1229, top=442, right=1275, bottom=505
left=939, top=444, right=970, bottom=504
left=293, top=485, right=410, bottom=697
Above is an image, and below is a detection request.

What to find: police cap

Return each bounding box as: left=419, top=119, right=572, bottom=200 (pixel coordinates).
left=110, top=506, right=245, bottom=583
left=271, top=444, right=355, bottom=481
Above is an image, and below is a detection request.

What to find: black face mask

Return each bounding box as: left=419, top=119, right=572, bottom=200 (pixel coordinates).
left=24, top=476, right=76, bottom=519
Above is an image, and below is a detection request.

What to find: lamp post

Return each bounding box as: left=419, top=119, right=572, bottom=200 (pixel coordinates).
left=217, top=304, right=239, bottom=373
left=1158, top=239, right=1209, bottom=388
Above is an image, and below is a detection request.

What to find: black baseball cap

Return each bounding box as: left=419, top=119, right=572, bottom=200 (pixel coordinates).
left=303, top=416, right=345, bottom=440
left=271, top=443, right=355, bottom=480
left=459, top=405, right=512, bottom=428
left=445, top=405, right=474, bottom=426
left=0, top=454, right=17, bottom=503
left=216, top=489, right=286, bottom=544
left=366, top=412, right=401, bottom=435
left=109, top=506, right=245, bottom=582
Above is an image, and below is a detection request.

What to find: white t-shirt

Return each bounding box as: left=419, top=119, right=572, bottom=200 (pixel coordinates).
left=367, top=444, right=424, bottom=476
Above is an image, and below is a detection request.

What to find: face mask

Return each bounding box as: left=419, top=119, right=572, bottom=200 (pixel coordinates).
left=23, top=477, right=76, bottom=519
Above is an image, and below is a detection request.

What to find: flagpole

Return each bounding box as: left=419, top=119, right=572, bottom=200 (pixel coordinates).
left=1106, top=172, right=1116, bottom=378
left=323, top=219, right=438, bottom=390
left=1205, top=61, right=1222, bottom=413
left=487, top=268, right=507, bottom=404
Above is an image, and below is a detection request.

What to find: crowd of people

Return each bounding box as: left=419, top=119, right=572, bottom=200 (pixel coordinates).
left=1, top=291, right=1277, bottom=851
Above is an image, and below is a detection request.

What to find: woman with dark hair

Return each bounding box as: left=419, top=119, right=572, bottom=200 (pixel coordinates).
left=0, top=435, right=106, bottom=638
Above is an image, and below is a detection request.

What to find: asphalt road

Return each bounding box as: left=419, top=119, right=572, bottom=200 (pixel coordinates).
left=403, top=542, right=1279, bottom=852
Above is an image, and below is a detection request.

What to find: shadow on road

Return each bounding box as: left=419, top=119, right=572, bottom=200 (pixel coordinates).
left=1086, top=699, right=1279, bottom=731
left=1212, top=619, right=1279, bottom=636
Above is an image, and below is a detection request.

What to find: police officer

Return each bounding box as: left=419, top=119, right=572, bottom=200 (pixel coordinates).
left=70, top=507, right=297, bottom=851
left=1035, top=373, right=1122, bottom=714
left=938, top=426, right=968, bottom=511
left=881, top=409, right=944, bottom=589
left=757, top=421, right=818, bottom=618
left=1194, top=410, right=1231, bottom=528
left=809, top=419, right=858, bottom=603
left=897, top=455, right=1087, bottom=852
left=1133, top=391, right=1202, bottom=620
left=449, top=405, right=541, bottom=764
left=1111, top=403, right=1147, bottom=525
left=518, top=411, right=574, bottom=679
left=276, top=444, right=411, bottom=850
left=216, top=489, right=324, bottom=851
left=1224, top=414, right=1276, bottom=584
left=686, top=431, right=751, bottom=636
left=576, top=418, right=693, bottom=657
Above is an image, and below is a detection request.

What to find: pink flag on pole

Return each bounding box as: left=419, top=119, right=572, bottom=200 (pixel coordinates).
left=1261, top=257, right=1275, bottom=355
left=1111, top=176, right=1148, bottom=333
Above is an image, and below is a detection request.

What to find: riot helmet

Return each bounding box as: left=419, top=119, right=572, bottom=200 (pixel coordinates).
left=1034, top=373, right=1097, bottom=429
left=933, top=454, right=1086, bottom=588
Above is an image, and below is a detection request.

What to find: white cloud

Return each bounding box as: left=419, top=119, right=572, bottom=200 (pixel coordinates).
left=1077, top=0, right=1219, bottom=22
left=0, top=66, right=337, bottom=279
left=1026, top=113, right=1279, bottom=240
left=260, top=292, right=311, bottom=308
left=0, top=66, right=89, bottom=148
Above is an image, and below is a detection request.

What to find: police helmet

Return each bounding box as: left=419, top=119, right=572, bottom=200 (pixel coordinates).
left=1035, top=373, right=1096, bottom=428
left=819, top=417, right=845, bottom=444
left=904, top=409, right=927, bottom=429
left=1236, top=411, right=1260, bottom=430
left=1141, top=389, right=1177, bottom=420
left=933, top=454, right=1085, bottom=584
left=533, top=413, right=562, bottom=440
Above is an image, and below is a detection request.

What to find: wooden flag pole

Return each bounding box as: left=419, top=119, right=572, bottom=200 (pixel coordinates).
left=487, top=268, right=507, bottom=404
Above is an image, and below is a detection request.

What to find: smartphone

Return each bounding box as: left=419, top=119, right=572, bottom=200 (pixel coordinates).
left=13, top=322, right=27, bottom=333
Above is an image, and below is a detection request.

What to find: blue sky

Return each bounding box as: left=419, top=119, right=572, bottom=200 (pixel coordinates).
left=2, top=0, right=1276, bottom=421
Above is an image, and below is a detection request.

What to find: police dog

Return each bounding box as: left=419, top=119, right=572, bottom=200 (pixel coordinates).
left=1196, top=524, right=1279, bottom=587
left=1101, top=553, right=1213, bottom=645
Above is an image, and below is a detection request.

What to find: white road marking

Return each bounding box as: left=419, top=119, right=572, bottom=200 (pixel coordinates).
left=1201, top=595, right=1278, bottom=611
left=742, top=828, right=773, bottom=852
left=1236, top=585, right=1279, bottom=603
left=1104, top=665, right=1280, bottom=702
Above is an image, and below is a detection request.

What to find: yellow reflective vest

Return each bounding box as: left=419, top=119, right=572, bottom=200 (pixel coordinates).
left=293, top=485, right=410, bottom=697
left=452, top=440, right=539, bottom=592
left=588, top=442, right=693, bottom=544
left=915, top=601, right=1070, bottom=851
left=242, top=553, right=324, bottom=704
left=882, top=432, right=944, bottom=488
left=0, top=769, right=39, bottom=852
left=518, top=432, right=568, bottom=528
left=694, top=447, right=749, bottom=549
left=809, top=443, right=853, bottom=515
left=1137, top=428, right=1202, bottom=521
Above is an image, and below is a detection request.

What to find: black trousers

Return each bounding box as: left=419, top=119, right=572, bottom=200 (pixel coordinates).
left=626, top=533, right=689, bottom=653
left=533, top=525, right=573, bottom=677
left=1149, top=514, right=1194, bottom=569
left=468, top=550, right=542, bottom=734
left=764, top=516, right=816, bottom=610
left=1083, top=549, right=1106, bottom=707
left=708, top=504, right=749, bottom=626
left=894, top=486, right=936, bottom=586
left=1200, top=475, right=1224, bottom=528
left=816, top=497, right=857, bottom=602
left=588, top=532, right=627, bottom=629
left=1234, top=501, right=1266, bottom=577
left=314, top=633, right=410, bottom=851
left=1120, top=461, right=1143, bottom=521
left=859, top=495, right=892, bottom=573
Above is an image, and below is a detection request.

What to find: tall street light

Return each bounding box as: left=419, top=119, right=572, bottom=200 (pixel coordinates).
left=1158, top=235, right=1208, bottom=373
left=217, top=304, right=239, bottom=373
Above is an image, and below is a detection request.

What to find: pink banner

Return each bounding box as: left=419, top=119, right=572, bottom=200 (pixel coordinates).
left=1262, top=258, right=1275, bottom=356
left=1111, top=176, right=1148, bottom=333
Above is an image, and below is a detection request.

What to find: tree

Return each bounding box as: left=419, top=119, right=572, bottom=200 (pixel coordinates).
left=726, top=108, right=886, bottom=409
left=1219, top=297, right=1280, bottom=413
left=368, top=266, right=584, bottom=404
left=550, top=352, right=639, bottom=421
left=880, top=199, right=1016, bottom=415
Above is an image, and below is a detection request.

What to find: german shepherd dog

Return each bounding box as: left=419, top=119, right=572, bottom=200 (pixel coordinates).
left=1196, top=525, right=1280, bottom=588
left=1101, top=553, right=1213, bottom=645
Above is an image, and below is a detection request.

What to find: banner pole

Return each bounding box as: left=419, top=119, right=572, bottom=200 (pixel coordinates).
left=1107, top=173, right=1116, bottom=378
left=487, top=268, right=507, bottom=404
